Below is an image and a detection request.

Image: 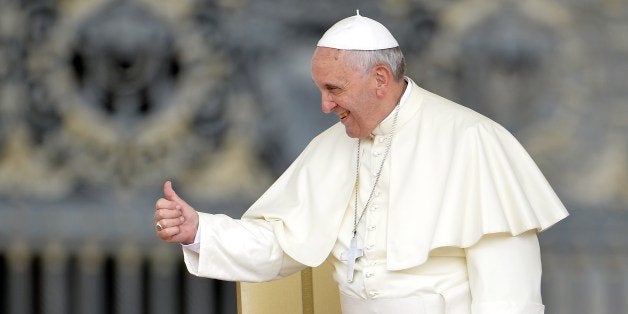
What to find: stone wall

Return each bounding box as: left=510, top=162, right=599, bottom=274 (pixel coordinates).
left=0, top=0, right=626, bottom=313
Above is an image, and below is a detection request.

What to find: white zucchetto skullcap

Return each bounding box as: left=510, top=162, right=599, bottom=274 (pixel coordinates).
left=317, top=10, right=399, bottom=50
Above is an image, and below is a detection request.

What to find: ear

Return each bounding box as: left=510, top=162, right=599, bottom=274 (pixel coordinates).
left=372, top=65, right=392, bottom=97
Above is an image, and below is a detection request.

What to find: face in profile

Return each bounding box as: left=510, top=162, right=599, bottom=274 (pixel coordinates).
left=311, top=48, right=382, bottom=138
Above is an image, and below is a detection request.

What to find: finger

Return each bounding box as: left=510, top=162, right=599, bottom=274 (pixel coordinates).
left=157, top=226, right=180, bottom=240
left=155, top=198, right=180, bottom=211
left=154, top=208, right=183, bottom=221
left=155, top=217, right=185, bottom=230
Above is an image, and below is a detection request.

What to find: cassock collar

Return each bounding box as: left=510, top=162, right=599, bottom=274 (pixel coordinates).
left=371, top=77, right=417, bottom=136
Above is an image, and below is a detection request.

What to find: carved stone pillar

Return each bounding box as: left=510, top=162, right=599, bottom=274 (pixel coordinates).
left=115, top=243, right=142, bottom=314
left=42, top=241, right=69, bottom=314
left=7, top=240, right=32, bottom=314
left=77, top=242, right=106, bottom=314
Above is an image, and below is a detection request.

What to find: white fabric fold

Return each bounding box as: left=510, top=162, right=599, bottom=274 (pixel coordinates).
left=183, top=213, right=286, bottom=282
left=243, top=80, right=568, bottom=271
left=471, top=301, right=545, bottom=314
left=387, top=88, right=568, bottom=270
left=465, top=231, right=543, bottom=313
left=340, top=293, right=444, bottom=314
left=243, top=125, right=355, bottom=267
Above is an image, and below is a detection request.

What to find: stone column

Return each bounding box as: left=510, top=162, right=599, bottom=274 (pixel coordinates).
left=77, top=242, right=106, bottom=314
left=115, top=243, right=143, bottom=314
left=184, top=272, right=216, bottom=314
left=149, top=246, right=178, bottom=314
left=42, top=241, right=69, bottom=314
left=7, top=240, right=32, bottom=314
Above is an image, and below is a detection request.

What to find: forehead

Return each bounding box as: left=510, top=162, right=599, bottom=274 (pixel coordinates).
left=312, top=48, right=342, bottom=70
left=312, top=47, right=342, bottom=62
left=311, top=48, right=351, bottom=81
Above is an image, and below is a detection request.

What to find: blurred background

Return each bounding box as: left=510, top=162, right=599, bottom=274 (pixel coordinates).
left=0, top=0, right=626, bottom=313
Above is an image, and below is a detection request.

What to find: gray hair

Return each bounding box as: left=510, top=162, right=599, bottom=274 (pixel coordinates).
left=342, top=47, right=406, bottom=81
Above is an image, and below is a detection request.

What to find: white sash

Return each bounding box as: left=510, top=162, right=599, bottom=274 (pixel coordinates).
left=340, top=293, right=444, bottom=314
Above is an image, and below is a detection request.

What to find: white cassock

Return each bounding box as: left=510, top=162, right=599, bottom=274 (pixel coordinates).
left=182, top=78, right=569, bottom=314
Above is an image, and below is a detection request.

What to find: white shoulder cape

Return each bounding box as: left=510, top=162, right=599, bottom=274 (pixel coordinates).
left=243, top=81, right=568, bottom=271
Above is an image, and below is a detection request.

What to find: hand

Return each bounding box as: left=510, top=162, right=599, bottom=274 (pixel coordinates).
left=154, top=180, right=199, bottom=244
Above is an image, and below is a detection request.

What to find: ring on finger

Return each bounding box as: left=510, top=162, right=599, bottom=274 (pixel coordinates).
left=156, top=222, right=164, bottom=231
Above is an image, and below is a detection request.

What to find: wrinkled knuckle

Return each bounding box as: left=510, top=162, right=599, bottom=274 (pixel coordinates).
left=156, top=198, right=165, bottom=207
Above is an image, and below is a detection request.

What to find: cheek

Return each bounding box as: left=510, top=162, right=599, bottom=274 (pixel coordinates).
left=351, top=95, right=371, bottom=115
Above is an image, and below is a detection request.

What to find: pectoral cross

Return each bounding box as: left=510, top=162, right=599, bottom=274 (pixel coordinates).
left=340, top=236, right=363, bottom=283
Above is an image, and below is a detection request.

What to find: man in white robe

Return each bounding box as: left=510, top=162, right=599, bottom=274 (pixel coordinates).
left=154, top=12, right=568, bottom=314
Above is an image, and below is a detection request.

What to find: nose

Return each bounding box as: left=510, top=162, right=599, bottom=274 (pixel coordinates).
left=321, top=93, right=336, bottom=113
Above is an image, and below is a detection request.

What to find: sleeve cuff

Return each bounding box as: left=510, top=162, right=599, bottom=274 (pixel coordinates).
left=181, top=223, right=202, bottom=253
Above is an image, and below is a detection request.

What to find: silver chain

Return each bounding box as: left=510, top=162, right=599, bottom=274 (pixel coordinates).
left=352, top=104, right=401, bottom=236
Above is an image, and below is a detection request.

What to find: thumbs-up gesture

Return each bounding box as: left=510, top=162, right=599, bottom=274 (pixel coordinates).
left=154, top=181, right=199, bottom=244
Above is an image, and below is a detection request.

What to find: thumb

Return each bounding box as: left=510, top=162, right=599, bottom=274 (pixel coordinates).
left=163, top=180, right=183, bottom=203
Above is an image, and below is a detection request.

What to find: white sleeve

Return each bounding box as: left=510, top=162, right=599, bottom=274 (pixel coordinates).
left=465, top=230, right=545, bottom=314
left=182, top=212, right=306, bottom=282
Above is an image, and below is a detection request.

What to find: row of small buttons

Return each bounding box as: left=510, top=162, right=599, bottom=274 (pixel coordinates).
left=365, top=137, right=385, bottom=301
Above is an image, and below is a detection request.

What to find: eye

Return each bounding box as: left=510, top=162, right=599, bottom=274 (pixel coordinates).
left=326, top=85, right=341, bottom=94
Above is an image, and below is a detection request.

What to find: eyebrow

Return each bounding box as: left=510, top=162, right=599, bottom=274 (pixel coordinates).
left=310, top=75, right=348, bottom=91
left=327, top=79, right=349, bottom=89
left=310, top=77, right=340, bottom=90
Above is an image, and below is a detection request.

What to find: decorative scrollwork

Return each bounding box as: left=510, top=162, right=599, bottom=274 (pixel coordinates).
left=0, top=0, right=264, bottom=201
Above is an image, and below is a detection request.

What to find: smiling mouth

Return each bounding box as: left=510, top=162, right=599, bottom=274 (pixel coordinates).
left=339, top=112, right=349, bottom=120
